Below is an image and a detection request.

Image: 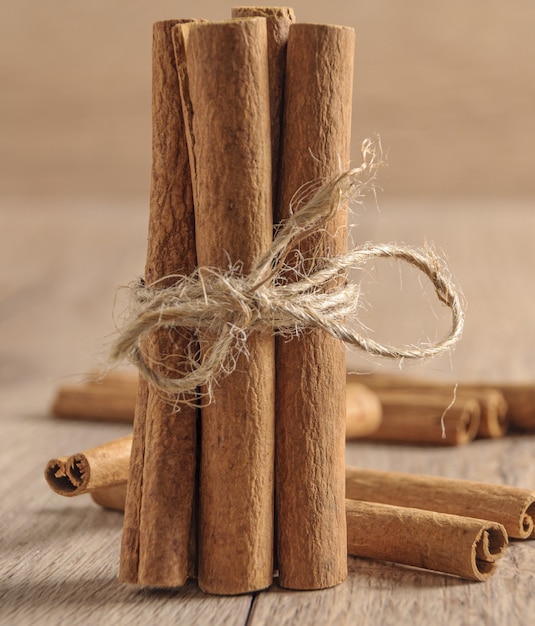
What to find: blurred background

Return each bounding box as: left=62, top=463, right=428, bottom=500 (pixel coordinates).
left=2, top=0, right=535, bottom=202
left=1, top=1, right=534, bottom=388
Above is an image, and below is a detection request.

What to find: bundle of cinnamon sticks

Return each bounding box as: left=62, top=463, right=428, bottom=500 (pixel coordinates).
left=92, top=6, right=357, bottom=594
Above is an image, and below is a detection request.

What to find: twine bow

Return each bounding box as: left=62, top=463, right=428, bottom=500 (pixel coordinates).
left=110, top=140, right=464, bottom=402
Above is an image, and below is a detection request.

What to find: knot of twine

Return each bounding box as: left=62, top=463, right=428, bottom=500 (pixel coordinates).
left=110, top=139, right=464, bottom=403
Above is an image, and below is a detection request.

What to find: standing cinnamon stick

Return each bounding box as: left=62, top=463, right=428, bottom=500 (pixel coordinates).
left=346, top=467, right=535, bottom=539
left=230, top=6, right=295, bottom=199
left=119, top=20, right=199, bottom=588
left=275, top=23, right=355, bottom=590
left=346, top=500, right=507, bottom=581
left=175, top=18, right=275, bottom=595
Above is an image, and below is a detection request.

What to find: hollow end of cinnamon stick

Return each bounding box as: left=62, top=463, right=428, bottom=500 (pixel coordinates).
left=45, top=454, right=89, bottom=496
left=472, top=524, right=508, bottom=580
left=346, top=499, right=507, bottom=582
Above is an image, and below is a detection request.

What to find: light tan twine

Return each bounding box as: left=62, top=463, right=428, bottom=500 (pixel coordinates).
left=110, top=139, right=464, bottom=403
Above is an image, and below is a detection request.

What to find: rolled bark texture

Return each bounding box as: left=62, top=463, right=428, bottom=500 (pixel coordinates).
left=363, top=390, right=481, bottom=446
left=176, top=17, right=275, bottom=595
left=119, top=19, right=199, bottom=588
left=275, top=22, right=355, bottom=590
left=351, top=374, right=509, bottom=438
left=346, top=499, right=507, bottom=582
left=346, top=466, right=535, bottom=539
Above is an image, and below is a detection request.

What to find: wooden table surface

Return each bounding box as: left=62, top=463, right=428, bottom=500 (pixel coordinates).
left=1, top=197, right=535, bottom=625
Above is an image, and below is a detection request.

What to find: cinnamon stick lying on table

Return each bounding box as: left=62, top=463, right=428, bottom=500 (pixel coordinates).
left=119, top=19, right=200, bottom=589
left=52, top=373, right=137, bottom=423
left=275, top=22, right=355, bottom=591
left=360, top=390, right=481, bottom=446
left=44, top=435, right=132, bottom=496
left=346, top=500, right=507, bottom=582
left=346, top=382, right=383, bottom=438
left=346, top=466, right=535, bottom=539
left=175, top=17, right=275, bottom=595
left=351, top=373, right=509, bottom=438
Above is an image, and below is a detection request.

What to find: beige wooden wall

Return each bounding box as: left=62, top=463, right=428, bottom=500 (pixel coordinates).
left=2, top=1, right=534, bottom=201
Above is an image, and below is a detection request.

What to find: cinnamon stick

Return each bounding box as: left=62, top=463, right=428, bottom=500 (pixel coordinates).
left=175, top=18, right=275, bottom=595
left=487, top=384, right=535, bottom=432
left=275, top=23, right=355, bottom=590
left=51, top=375, right=137, bottom=423
left=45, top=435, right=132, bottom=496
left=230, top=6, right=295, bottom=200
left=119, top=19, right=199, bottom=588
left=91, top=483, right=128, bottom=512
left=361, top=390, right=481, bottom=446
left=346, top=382, right=383, bottom=438
left=346, top=466, right=535, bottom=539
left=346, top=499, right=507, bottom=581
left=352, top=374, right=509, bottom=438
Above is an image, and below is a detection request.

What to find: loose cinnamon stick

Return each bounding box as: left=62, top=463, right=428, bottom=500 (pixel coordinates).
left=346, top=466, right=535, bottom=539
left=45, top=435, right=132, bottom=496
left=119, top=20, right=199, bottom=588
left=52, top=375, right=137, bottom=423
left=361, top=390, right=481, bottom=446
left=351, top=374, right=509, bottom=438
left=346, top=382, right=383, bottom=438
left=489, top=384, right=535, bottom=432
left=91, top=483, right=128, bottom=512
left=175, top=18, right=275, bottom=595
left=346, top=499, right=507, bottom=581
left=275, top=23, right=355, bottom=590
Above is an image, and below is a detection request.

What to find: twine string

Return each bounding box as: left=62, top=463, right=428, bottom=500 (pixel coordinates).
left=110, top=139, right=464, bottom=402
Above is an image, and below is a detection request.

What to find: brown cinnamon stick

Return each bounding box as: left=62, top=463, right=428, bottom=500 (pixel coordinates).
left=230, top=6, right=295, bottom=200
left=51, top=375, right=137, bottom=423
left=346, top=466, right=535, bottom=539
left=487, top=384, right=535, bottom=432
left=275, top=23, right=355, bottom=590
left=346, top=382, right=383, bottom=438
left=175, top=18, right=275, bottom=595
left=91, top=483, right=128, bottom=512
left=45, top=435, right=132, bottom=496
left=119, top=19, right=199, bottom=588
left=352, top=374, right=509, bottom=438
left=361, top=390, right=481, bottom=446
left=346, top=499, right=507, bottom=581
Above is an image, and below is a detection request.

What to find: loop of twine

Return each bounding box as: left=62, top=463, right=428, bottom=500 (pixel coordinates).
left=110, top=139, right=464, bottom=403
